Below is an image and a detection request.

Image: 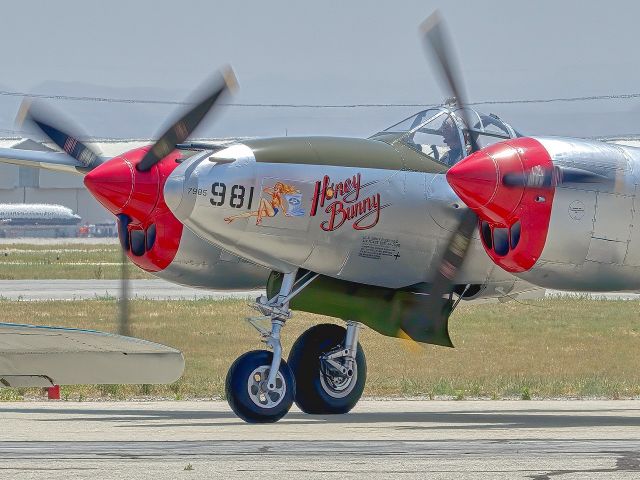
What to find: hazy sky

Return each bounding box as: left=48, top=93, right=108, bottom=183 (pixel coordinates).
left=1, top=0, right=640, bottom=139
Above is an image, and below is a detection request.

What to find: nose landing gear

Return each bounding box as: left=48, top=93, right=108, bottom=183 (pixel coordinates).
left=225, top=271, right=305, bottom=423
left=224, top=271, right=368, bottom=423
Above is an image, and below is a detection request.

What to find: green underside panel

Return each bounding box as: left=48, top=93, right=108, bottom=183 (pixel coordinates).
left=267, top=272, right=453, bottom=347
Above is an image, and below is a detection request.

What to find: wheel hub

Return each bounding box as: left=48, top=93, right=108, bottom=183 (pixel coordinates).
left=319, top=349, right=358, bottom=399
left=247, top=366, right=286, bottom=408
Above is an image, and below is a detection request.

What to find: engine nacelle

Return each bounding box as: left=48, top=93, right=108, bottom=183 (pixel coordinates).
left=84, top=146, right=268, bottom=290
left=446, top=137, right=556, bottom=273
left=447, top=136, right=637, bottom=290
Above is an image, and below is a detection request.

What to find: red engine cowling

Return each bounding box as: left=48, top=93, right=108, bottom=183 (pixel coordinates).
left=83, top=146, right=183, bottom=272
left=446, top=137, right=555, bottom=273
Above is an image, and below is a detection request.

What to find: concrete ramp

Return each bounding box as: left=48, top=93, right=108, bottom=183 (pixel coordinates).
left=0, top=322, right=184, bottom=387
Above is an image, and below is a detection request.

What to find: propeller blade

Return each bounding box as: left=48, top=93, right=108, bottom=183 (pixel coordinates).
left=118, top=240, right=130, bottom=337
left=396, top=11, right=481, bottom=344
left=16, top=100, right=102, bottom=170
left=116, top=214, right=131, bottom=337
left=420, top=11, right=480, bottom=153
left=502, top=166, right=611, bottom=188
left=400, top=209, right=477, bottom=343
left=137, top=67, right=238, bottom=172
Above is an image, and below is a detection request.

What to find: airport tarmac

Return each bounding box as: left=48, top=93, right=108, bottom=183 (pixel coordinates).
left=1, top=279, right=640, bottom=302
left=0, top=238, right=120, bottom=245
left=0, top=279, right=261, bottom=301
left=1, top=400, right=639, bottom=479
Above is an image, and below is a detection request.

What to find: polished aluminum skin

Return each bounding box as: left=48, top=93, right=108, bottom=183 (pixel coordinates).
left=154, top=225, right=270, bottom=290
left=165, top=143, right=534, bottom=297
left=516, top=137, right=640, bottom=291
left=164, top=135, right=640, bottom=295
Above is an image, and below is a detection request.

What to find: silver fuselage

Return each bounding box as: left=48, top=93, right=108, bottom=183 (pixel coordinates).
left=518, top=137, right=640, bottom=291
left=160, top=136, right=640, bottom=297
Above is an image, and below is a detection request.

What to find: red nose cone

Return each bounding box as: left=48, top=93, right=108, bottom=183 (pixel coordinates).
left=84, top=157, right=134, bottom=215
left=82, top=145, right=184, bottom=274
left=446, top=142, right=525, bottom=224
left=446, top=150, right=498, bottom=209
left=84, top=155, right=159, bottom=220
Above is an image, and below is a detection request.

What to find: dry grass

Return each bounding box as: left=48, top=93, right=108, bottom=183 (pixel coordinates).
left=0, top=243, right=151, bottom=279
left=1, top=297, right=640, bottom=400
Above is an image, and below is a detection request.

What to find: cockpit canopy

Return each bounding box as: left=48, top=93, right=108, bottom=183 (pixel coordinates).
left=371, top=105, right=520, bottom=167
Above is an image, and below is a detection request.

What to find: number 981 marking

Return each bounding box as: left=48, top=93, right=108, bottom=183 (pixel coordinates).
left=210, top=182, right=254, bottom=210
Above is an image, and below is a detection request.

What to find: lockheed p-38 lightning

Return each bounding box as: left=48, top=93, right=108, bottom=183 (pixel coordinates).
left=0, top=13, right=636, bottom=422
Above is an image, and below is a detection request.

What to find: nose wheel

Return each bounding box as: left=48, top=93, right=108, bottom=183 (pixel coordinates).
left=225, top=271, right=303, bottom=423
left=225, top=350, right=295, bottom=423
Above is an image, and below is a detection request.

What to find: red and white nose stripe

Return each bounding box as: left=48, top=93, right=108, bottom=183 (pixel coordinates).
left=446, top=137, right=556, bottom=273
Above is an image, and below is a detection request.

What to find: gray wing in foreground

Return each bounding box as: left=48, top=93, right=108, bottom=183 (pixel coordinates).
left=0, top=146, right=103, bottom=175
left=0, top=322, right=184, bottom=387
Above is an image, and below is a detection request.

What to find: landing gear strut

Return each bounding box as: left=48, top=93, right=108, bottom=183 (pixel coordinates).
left=225, top=271, right=367, bottom=423
left=225, top=271, right=308, bottom=423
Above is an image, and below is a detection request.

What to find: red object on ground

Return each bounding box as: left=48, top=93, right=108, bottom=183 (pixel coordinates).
left=47, top=385, right=61, bottom=400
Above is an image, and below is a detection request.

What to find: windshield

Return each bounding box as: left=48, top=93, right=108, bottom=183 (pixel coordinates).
left=383, top=108, right=443, bottom=133
left=472, top=113, right=517, bottom=148
left=378, top=107, right=518, bottom=166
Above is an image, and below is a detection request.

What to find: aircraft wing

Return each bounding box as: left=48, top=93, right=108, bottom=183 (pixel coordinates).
left=0, top=322, right=184, bottom=387
left=0, top=146, right=98, bottom=175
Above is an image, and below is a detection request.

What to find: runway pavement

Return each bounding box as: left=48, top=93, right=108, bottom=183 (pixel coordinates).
left=0, top=238, right=120, bottom=246
left=1, top=400, right=639, bottom=479
left=2, top=279, right=640, bottom=302
left=0, top=279, right=262, bottom=301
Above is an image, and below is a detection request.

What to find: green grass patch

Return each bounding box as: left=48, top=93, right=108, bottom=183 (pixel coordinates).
left=1, top=297, right=640, bottom=400
left=0, top=243, right=151, bottom=279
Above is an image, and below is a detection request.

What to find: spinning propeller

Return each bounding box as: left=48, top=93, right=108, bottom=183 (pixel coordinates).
left=400, top=12, right=614, bottom=345
left=501, top=165, right=610, bottom=188
left=137, top=68, right=237, bottom=172
left=19, top=68, right=238, bottom=336
left=399, top=11, right=481, bottom=344
left=16, top=100, right=103, bottom=171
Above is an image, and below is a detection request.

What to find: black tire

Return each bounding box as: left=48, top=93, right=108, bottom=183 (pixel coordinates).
left=225, top=350, right=295, bottom=423
left=288, top=323, right=366, bottom=414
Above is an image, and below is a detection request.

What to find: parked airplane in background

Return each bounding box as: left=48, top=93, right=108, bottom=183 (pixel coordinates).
left=0, top=12, right=635, bottom=423
left=0, top=203, right=80, bottom=226
left=0, top=203, right=82, bottom=238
